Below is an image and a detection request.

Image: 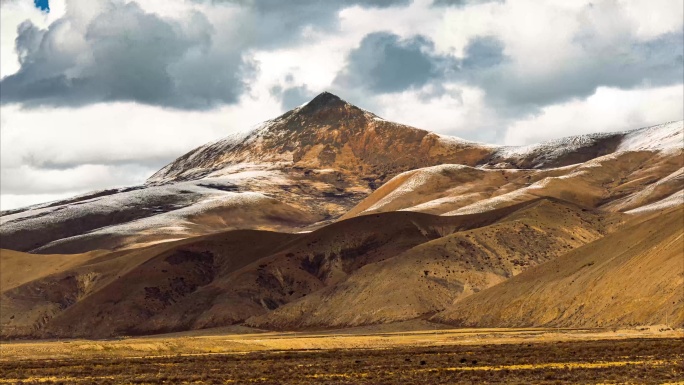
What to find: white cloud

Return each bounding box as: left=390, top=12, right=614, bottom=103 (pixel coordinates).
left=503, top=85, right=684, bottom=145
left=373, top=83, right=500, bottom=141
left=620, top=0, right=684, bottom=40
left=0, top=95, right=282, bottom=207
left=1, top=97, right=280, bottom=165
left=1, top=163, right=149, bottom=195
left=1, top=192, right=87, bottom=211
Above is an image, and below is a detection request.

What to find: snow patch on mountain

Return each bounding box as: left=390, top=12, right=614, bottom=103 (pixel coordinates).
left=436, top=133, right=497, bottom=148
left=494, top=133, right=614, bottom=166
left=365, top=164, right=473, bottom=212
left=146, top=118, right=282, bottom=183
left=0, top=176, right=281, bottom=242
left=89, top=191, right=272, bottom=234
left=617, top=121, right=683, bottom=153
left=443, top=189, right=533, bottom=215
left=625, top=190, right=684, bottom=214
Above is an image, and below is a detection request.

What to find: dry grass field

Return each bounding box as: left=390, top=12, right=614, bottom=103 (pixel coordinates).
left=1, top=325, right=682, bottom=384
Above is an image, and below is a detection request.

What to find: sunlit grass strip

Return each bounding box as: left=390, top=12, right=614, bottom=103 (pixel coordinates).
left=302, top=358, right=679, bottom=379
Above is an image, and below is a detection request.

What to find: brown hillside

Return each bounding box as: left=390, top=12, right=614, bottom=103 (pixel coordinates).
left=0, top=231, right=298, bottom=339
left=0, top=95, right=681, bottom=339
left=246, top=199, right=623, bottom=330
left=344, top=150, right=683, bottom=218
left=147, top=92, right=493, bottom=184
left=1, top=203, right=533, bottom=339
left=0, top=249, right=108, bottom=292
left=432, top=206, right=684, bottom=328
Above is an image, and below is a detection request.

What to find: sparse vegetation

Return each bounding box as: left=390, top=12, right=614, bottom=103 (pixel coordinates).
left=1, top=338, right=681, bottom=384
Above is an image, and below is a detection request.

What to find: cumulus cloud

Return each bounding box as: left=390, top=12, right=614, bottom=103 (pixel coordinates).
left=476, top=30, right=683, bottom=114
left=0, top=97, right=283, bottom=200
left=0, top=0, right=411, bottom=109
left=0, top=0, right=253, bottom=109
left=211, top=0, right=411, bottom=44
left=464, top=0, right=684, bottom=115
left=334, top=32, right=456, bottom=94
left=0, top=163, right=151, bottom=195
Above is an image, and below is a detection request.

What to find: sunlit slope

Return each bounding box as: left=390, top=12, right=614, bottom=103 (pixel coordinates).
left=432, top=206, right=684, bottom=328
left=345, top=150, right=682, bottom=218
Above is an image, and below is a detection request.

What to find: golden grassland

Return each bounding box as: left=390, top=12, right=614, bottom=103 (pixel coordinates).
left=1, top=323, right=681, bottom=361
left=1, top=324, right=682, bottom=384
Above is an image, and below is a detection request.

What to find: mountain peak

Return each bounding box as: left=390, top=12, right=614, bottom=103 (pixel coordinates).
left=309, top=91, right=344, bottom=104
left=298, top=91, right=351, bottom=115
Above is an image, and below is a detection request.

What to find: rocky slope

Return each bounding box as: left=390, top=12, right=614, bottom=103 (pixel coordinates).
left=344, top=121, right=683, bottom=218
left=147, top=92, right=494, bottom=184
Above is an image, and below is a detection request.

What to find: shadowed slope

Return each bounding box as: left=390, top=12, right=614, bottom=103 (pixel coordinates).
left=0, top=230, right=299, bottom=339
left=1, top=202, right=535, bottom=339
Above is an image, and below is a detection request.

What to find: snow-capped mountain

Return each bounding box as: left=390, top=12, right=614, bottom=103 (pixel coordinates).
left=147, top=91, right=493, bottom=184
left=0, top=93, right=681, bottom=255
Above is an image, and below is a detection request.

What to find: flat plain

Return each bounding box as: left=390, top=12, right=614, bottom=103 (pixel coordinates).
left=1, top=325, right=682, bottom=384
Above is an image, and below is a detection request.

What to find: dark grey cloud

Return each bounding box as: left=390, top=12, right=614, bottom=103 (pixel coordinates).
left=196, top=0, right=411, bottom=50
left=332, top=32, right=507, bottom=99
left=462, top=36, right=505, bottom=69
left=1, top=2, right=252, bottom=109
left=475, top=30, right=684, bottom=113
left=274, top=85, right=317, bottom=110
left=2, top=0, right=412, bottom=110
left=334, top=32, right=456, bottom=94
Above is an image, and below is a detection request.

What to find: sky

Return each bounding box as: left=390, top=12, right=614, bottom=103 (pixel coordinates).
left=0, top=0, right=682, bottom=210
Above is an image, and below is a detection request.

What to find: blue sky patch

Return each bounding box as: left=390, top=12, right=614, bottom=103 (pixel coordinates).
left=34, top=0, right=49, bottom=12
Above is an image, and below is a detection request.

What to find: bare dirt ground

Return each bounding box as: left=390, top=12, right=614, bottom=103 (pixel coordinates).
left=1, top=325, right=682, bottom=384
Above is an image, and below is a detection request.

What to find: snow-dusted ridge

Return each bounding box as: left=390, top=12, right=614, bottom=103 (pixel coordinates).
left=146, top=119, right=279, bottom=184
left=1, top=87, right=681, bottom=253
left=494, top=132, right=615, bottom=159
left=617, top=120, right=683, bottom=152
left=484, top=120, right=682, bottom=169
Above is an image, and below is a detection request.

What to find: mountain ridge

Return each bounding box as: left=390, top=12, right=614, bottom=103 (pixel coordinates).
left=0, top=92, right=682, bottom=339
left=1, top=93, right=681, bottom=255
